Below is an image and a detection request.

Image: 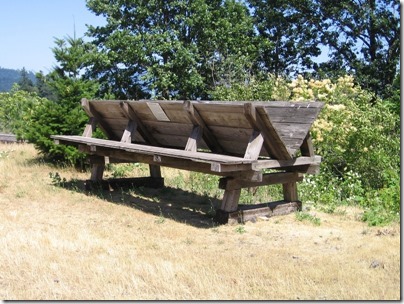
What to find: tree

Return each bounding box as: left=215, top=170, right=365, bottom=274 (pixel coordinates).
left=25, top=36, right=99, bottom=165
left=247, top=0, right=399, bottom=99
left=85, top=0, right=257, bottom=99
left=18, top=67, right=37, bottom=93
left=247, top=0, right=323, bottom=77
left=315, top=0, right=400, bottom=98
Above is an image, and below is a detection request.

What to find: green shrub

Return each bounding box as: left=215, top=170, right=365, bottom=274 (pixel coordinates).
left=0, top=86, right=47, bottom=138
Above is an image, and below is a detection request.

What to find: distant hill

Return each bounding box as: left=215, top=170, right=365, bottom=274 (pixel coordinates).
left=0, top=67, right=36, bottom=92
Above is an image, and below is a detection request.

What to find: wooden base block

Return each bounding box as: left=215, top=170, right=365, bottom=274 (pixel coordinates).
left=214, top=200, right=302, bottom=225
left=85, top=177, right=164, bottom=191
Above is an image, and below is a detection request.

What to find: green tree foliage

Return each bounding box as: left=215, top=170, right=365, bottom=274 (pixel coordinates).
left=85, top=0, right=257, bottom=99
left=24, top=36, right=100, bottom=165
left=0, top=67, right=36, bottom=92
left=246, top=0, right=399, bottom=99
left=0, top=86, right=46, bottom=138
left=247, top=0, right=322, bottom=76
left=314, top=0, right=400, bottom=98
left=18, top=67, right=37, bottom=93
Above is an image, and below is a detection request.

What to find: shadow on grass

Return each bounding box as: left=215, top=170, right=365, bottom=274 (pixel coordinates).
left=56, top=178, right=222, bottom=229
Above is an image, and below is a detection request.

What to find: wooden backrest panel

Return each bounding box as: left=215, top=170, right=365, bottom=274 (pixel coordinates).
left=84, top=99, right=323, bottom=159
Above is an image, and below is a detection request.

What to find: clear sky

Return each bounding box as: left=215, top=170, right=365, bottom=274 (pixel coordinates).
left=0, top=0, right=105, bottom=73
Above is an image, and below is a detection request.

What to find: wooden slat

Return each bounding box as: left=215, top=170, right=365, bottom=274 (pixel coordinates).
left=51, top=135, right=255, bottom=165
left=252, top=156, right=321, bottom=170
left=219, top=172, right=304, bottom=190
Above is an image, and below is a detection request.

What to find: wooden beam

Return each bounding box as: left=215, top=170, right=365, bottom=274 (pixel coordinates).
left=219, top=172, right=303, bottom=190
left=252, top=156, right=321, bottom=170
left=185, top=125, right=202, bottom=152
left=82, top=117, right=97, bottom=138
left=244, top=130, right=264, bottom=160
left=183, top=100, right=224, bottom=153
left=283, top=182, right=298, bottom=202
left=121, top=119, right=137, bottom=143
left=244, top=103, right=291, bottom=160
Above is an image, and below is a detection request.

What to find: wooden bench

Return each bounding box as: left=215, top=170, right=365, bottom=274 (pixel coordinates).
left=52, top=99, right=323, bottom=224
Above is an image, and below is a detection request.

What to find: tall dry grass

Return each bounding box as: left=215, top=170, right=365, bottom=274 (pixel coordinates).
left=0, top=143, right=400, bottom=300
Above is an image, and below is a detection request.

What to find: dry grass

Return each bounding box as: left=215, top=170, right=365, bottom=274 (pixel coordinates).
left=0, top=143, right=400, bottom=300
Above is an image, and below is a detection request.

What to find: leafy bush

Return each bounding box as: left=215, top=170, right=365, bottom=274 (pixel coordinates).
left=212, top=74, right=400, bottom=225
left=0, top=85, right=47, bottom=138
left=24, top=77, right=99, bottom=166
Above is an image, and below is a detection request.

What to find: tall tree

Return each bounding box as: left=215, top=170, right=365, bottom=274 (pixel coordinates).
left=316, top=0, right=400, bottom=98
left=247, top=0, right=322, bottom=77
left=25, top=36, right=100, bottom=165
left=18, top=67, right=37, bottom=93
left=85, top=0, right=257, bottom=99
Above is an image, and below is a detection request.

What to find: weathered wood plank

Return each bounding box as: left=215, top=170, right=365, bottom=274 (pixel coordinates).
left=244, top=130, right=264, bottom=160
left=51, top=135, right=255, bottom=165
left=224, top=201, right=302, bottom=225
left=185, top=126, right=203, bottom=152
left=219, top=172, right=304, bottom=190
left=0, top=133, right=18, bottom=143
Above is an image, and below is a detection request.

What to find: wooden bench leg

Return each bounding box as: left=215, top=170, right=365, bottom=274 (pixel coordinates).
left=215, top=188, right=241, bottom=224
left=90, top=164, right=105, bottom=182
left=282, top=182, right=298, bottom=202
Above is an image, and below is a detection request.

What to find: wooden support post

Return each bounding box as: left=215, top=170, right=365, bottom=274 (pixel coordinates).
left=90, top=164, right=105, bottom=182
left=82, top=117, right=97, bottom=137
left=283, top=182, right=298, bottom=202
left=244, top=130, right=264, bottom=160
left=121, top=120, right=137, bottom=143
left=185, top=125, right=203, bottom=152
left=221, top=189, right=241, bottom=212
left=121, top=101, right=163, bottom=186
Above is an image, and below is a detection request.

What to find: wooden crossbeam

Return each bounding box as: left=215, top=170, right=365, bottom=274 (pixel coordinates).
left=183, top=100, right=224, bottom=153
left=244, top=103, right=292, bottom=160
left=219, top=172, right=303, bottom=191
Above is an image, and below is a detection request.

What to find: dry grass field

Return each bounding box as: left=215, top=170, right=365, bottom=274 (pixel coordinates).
left=0, top=143, right=400, bottom=300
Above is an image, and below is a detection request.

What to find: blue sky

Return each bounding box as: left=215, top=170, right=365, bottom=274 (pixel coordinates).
left=0, top=0, right=105, bottom=72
